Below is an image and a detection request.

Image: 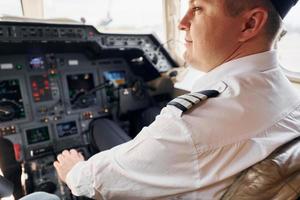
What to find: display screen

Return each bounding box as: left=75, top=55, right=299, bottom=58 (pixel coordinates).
left=0, top=79, right=26, bottom=123
left=67, top=73, right=96, bottom=109
left=26, top=126, right=50, bottom=145
left=30, top=75, right=52, bottom=102
left=103, top=70, right=126, bottom=88
left=56, top=121, right=78, bottom=138
left=29, top=57, right=45, bottom=70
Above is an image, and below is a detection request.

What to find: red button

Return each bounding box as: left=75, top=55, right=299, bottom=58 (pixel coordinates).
left=13, top=143, right=21, bottom=161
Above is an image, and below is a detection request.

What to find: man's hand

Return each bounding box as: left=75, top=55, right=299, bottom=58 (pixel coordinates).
left=53, top=149, right=84, bottom=183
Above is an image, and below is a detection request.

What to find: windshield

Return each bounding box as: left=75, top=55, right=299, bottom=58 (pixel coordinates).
left=278, top=3, right=300, bottom=73
left=0, top=0, right=23, bottom=17
left=43, top=0, right=165, bottom=41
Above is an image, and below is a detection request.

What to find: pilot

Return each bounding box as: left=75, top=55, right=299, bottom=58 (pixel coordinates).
left=52, top=0, right=300, bottom=199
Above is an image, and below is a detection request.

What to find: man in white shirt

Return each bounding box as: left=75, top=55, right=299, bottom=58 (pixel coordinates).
left=54, top=0, right=300, bottom=199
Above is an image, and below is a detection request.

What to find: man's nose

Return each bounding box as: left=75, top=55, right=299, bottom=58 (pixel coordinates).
left=178, top=15, right=191, bottom=31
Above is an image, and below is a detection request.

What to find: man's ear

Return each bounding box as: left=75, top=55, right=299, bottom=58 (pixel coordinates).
left=239, top=8, right=268, bottom=42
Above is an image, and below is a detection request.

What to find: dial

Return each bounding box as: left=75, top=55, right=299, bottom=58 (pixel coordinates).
left=0, top=80, right=26, bottom=123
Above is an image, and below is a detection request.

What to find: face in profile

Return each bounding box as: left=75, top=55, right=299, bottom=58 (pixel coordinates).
left=179, top=0, right=242, bottom=72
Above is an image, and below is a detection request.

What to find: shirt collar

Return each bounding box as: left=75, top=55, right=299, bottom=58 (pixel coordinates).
left=191, top=50, right=279, bottom=92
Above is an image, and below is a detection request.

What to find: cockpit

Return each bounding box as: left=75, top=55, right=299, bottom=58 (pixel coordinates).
left=1, top=1, right=300, bottom=200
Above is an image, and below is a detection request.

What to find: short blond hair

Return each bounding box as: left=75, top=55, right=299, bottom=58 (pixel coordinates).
left=223, top=0, right=282, bottom=41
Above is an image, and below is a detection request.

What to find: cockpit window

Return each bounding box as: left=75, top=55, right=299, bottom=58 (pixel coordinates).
left=43, top=0, right=165, bottom=41
left=277, top=3, right=300, bottom=73
left=0, top=0, right=23, bottom=17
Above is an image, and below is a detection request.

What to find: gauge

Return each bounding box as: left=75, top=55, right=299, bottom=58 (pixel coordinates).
left=66, top=73, right=96, bottom=109
left=0, top=100, right=24, bottom=122
left=0, top=79, right=26, bottom=123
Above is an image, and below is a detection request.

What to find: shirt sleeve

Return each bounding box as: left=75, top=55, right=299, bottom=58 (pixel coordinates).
left=65, top=106, right=200, bottom=199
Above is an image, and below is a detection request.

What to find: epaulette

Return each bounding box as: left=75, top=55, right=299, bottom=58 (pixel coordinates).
left=167, top=90, right=220, bottom=113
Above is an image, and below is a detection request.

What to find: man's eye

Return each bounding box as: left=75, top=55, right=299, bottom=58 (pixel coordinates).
left=192, top=7, right=202, bottom=14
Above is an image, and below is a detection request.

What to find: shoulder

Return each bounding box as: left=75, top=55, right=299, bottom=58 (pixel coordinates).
left=167, top=81, right=228, bottom=117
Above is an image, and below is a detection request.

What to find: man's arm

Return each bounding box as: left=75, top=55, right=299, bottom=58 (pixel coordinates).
left=53, top=107, right=200, bottom=199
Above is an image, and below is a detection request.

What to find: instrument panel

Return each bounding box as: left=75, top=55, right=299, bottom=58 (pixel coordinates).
left=0, top=21, right=178, bottom=154
left=0, top=53, right=138, bottom=155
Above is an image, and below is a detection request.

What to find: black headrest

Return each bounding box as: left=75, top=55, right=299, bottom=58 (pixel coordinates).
left=271, top=0, right=298, bottom=18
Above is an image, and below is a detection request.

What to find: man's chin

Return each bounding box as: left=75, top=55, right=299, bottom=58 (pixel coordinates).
left=183, top=54, right=206, bottom=72
left=184, top=52, right=198, bottom=67
left=183, top=52, right=191, bottom=64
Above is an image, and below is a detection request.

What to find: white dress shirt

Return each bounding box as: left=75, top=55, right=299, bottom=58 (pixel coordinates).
left=66, top=51, right=300, bottom=199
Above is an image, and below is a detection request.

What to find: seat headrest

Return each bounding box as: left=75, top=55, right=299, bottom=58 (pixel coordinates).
left=221, top=137, right=300, bottom=200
